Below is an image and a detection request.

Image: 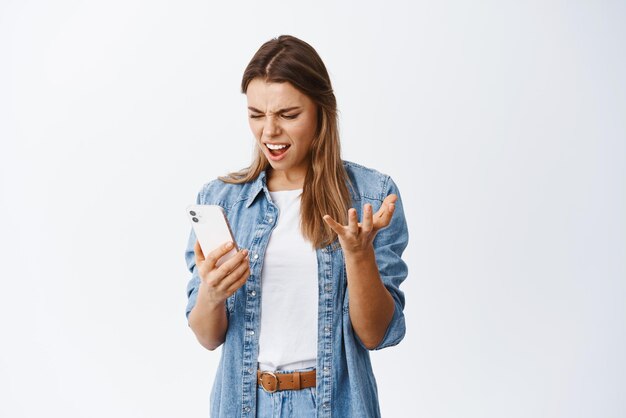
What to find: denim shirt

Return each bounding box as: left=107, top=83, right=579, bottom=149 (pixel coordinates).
left=184, top=160, right=409, bottom=418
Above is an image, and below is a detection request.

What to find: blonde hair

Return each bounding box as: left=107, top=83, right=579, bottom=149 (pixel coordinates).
left=219, top=35, right=350, bottom=248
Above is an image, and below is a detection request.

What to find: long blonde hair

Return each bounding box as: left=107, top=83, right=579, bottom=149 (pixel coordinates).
left=219, top=35, right=350, bottom=248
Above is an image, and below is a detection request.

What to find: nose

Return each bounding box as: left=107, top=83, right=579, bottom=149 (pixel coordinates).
left=263, top=116, right=281, bottom=139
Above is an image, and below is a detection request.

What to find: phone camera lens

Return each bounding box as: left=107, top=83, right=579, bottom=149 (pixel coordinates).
left=192, top=217, right=198, bottom=223
left=189, top=210, right=196, bottom=216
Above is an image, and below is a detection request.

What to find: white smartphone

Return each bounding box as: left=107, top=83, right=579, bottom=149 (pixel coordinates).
left=186, top=204, right=238, bottom=267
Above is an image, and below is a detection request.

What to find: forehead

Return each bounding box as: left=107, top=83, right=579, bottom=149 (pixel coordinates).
left=246, top=78, right=312, bottom=109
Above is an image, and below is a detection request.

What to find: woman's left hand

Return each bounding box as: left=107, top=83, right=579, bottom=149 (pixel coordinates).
left=323, top=194, right=397, bottom=255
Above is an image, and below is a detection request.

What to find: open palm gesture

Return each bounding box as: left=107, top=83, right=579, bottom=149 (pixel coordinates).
left=323, top=194, right=397, bottom=255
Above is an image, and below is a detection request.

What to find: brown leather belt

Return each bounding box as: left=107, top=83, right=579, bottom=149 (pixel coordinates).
left=257, top=369, right=316, bottom=393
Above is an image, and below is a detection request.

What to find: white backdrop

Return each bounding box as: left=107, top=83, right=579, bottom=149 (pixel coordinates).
left=1, top=1, right=625, bottom=417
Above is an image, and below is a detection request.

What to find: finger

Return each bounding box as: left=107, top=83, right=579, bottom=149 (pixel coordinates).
left=215, top=248, right=248, bottom=277
left=382, top=194, right=397, bottom=216
left=384, top=193, right=398, bottom=205
left=225, top=269, right=250, bottom=297
left=221, top=259, right=250, bottom=291
left=374, top=207, right=394, bottom=228
left=348, top=208, right=359, bottom=235
left=362, top=203, right=373, bottom=233
left=323, top=214, right=345, bottom=235
left=194, top=240, right=205, bottom=264
left=373, top=194, right=397, bottom=219
left=373, top=200, right=396, bottom=230
left=205, top=241, right=236, bottom=269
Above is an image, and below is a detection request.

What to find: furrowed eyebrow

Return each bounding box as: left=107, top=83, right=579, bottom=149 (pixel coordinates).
left=247, top=106, right=301, bottom=114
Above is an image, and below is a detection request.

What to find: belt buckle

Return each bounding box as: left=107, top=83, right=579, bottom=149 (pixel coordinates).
left=260, top=371, right=279, bottom=393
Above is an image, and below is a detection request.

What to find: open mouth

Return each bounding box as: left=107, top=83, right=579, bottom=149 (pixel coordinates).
left=266, top=143, right=291, bottom=157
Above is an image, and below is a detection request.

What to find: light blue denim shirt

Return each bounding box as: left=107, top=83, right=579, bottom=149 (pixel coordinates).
left=184, top=160, right=409, bottom=418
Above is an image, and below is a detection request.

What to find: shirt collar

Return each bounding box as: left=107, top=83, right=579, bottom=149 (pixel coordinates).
left=244, top=166, right=358, bottom=208
left=245, top=169, right=270, bottom=208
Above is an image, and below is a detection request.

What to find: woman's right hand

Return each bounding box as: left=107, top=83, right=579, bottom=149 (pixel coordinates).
left=194, top=240, right=250, bottom=306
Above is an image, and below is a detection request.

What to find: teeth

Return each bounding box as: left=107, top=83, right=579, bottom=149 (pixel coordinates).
left=266, top=143, right=288, bottom=150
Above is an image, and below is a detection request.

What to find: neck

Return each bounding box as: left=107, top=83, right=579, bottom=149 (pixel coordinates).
left=267, top=167, right=307, bottom=191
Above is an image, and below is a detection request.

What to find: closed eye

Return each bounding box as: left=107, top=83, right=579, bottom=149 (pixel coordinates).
left=249, top=113, right=299, bottom=120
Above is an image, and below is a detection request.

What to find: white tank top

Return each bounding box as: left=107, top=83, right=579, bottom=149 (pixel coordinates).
left=257, top=189, right=318, bottom=371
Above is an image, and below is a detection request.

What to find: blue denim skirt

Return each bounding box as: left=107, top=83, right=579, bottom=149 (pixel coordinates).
left=256, top=368, right=316, bottom=418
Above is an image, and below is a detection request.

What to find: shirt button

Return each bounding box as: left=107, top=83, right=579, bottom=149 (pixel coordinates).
left=244, top=406, right=251, bottom=413
left=250, top=290, right=256, bottom=297
left=253, top=254, right=259, bottom=260
left=323, top=366, right=330, bottom=374
left=247, top=368, right=253, bottom=374
left=324, top=326, right=330, bottom=333
left=248, top=330, right=255, bottom=336
left=324, top=284, right=332, bottom=292
left=323, top=402, right=330, bottom=409
left=268, top=217, right=273, bottom=223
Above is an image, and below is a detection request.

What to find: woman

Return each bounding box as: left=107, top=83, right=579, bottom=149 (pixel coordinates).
left=184, top=35, right=409, bottom=418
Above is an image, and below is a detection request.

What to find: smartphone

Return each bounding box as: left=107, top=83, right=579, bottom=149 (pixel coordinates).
left=186, top=204, right=238, bottom=267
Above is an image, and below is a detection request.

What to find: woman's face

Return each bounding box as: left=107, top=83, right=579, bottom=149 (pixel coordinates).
left=246, top=78, right=318, bottom=178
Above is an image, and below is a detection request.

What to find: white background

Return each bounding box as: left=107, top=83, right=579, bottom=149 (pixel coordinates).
left=1, top=1, right=625, bottom=417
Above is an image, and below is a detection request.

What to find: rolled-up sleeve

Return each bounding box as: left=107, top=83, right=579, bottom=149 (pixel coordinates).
left=369, top=176, right=409, bottom=350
